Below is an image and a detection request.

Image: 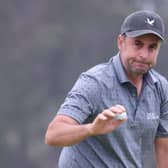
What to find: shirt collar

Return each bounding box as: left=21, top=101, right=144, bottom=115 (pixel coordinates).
left=112, top=53, right=129, bottom=84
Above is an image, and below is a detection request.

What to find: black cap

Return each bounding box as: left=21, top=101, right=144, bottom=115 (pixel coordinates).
left=121, top=10, right=165, bottom=40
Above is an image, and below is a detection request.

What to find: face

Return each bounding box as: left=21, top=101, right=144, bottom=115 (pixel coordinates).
left=117, top=34, right=161, bottom=76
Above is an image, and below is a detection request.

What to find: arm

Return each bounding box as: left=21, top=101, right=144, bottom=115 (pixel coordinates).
left=45, top=105, right=127, bottom=147
left=155, top=137, right=168, bottom=168
left=45, top=114, right=92, bottom=146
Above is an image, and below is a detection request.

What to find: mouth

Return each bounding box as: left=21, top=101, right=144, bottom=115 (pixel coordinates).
left=132, top=60, right=151, bottom=73
left=134, top=61, right=148, bottom=67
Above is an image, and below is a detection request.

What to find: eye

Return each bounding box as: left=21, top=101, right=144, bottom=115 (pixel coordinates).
left=134, top=40, right=143, bottom=49
left=149, top=44, right=157, bottom=50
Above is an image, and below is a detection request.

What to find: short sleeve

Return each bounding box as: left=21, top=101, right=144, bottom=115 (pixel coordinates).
left=156, top=79, right=168, bottom=137
left=57, top=73, right=101, bottom=124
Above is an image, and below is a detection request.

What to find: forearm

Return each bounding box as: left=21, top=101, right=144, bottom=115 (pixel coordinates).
left=45, top=121, right=92, bottom=147
left=45, top=106, right=127, bottom=147
left=156, top=150, right=168, bottom=168
left=155, top=138, right=168, bottom=168
left=157, top=159, right=168, bottom=168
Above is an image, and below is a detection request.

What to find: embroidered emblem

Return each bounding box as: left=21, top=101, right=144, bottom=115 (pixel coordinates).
left=145, top=18, right=155, bottom=26
left=146, top=113, right=159, bottom=120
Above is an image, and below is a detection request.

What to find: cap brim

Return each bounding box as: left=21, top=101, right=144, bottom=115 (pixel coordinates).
left=125, top=30, right=164, bottom=40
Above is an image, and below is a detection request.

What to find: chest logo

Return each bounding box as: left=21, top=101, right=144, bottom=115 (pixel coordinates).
left=146, top=113, right=159, bottom=120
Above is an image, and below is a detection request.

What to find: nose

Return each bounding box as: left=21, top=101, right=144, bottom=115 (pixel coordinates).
left=139, top=48, right=149, bottom=60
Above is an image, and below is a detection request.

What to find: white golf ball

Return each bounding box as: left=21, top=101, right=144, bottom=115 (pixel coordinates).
left=115, top=112, right=127, bottom=120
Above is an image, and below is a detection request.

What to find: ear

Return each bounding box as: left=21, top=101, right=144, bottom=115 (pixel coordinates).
left=117, top=34, right=124, bottom=50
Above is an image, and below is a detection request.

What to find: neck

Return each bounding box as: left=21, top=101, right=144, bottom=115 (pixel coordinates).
left=128, top=73, right=143, bottom=96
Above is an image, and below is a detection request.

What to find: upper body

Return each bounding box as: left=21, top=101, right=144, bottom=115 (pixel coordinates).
left=45, top=10, right=168, bottom=168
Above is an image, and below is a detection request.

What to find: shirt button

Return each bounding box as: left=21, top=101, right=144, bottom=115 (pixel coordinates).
left=138, top=139, right=142, bottom=145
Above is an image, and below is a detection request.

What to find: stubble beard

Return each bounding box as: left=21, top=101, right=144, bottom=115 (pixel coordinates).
left=130, top=63, right=153, bottom=75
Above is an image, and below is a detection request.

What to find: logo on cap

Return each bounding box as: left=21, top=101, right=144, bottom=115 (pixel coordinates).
left=145, top=18, right=155, bottom=26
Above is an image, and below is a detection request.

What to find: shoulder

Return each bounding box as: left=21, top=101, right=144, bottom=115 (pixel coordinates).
left=83, top=58, right=115, bottom=83
left=70, top=58, right=116, bottom=96
left=150, top=69, right=168, bottom=102
left=150, top=69, right=168, bottom=86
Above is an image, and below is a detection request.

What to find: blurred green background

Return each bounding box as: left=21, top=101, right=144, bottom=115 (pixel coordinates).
left=1, top=0, right=168, bottom=167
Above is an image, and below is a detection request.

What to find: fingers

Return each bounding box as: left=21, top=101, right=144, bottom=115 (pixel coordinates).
left=91, top=104, right=127, bottom=135
left=110, top=104, right=126, bottom=114
left=100, top=109, right=116, bottom=120
left=99, top=104, right=126, bottom=121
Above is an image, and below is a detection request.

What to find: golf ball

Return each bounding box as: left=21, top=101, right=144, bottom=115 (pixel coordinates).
left=115, top=112, right=127, bottom=120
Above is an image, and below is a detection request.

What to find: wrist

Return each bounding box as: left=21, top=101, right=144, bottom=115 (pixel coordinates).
left=85, top=123, right=95, bottom=137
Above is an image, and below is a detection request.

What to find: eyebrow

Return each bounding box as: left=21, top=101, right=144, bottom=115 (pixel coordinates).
left=134, top=38, right=160, bottom=45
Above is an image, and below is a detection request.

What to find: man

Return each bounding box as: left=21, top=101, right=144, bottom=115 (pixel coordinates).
left=45, top=10, right=168, bottom=168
